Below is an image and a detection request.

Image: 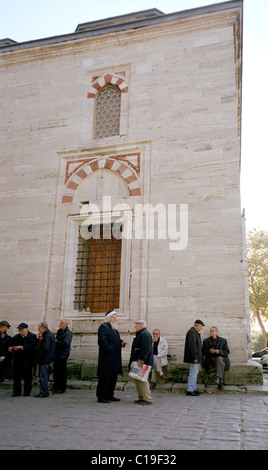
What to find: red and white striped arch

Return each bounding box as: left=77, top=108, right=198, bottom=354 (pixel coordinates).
left=87, top=73, right=128, bottom=99
left=62, top=156, right=141, bottom=203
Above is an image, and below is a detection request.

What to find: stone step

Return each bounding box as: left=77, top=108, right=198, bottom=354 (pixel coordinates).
left=2, top=379, right=268, bottom=395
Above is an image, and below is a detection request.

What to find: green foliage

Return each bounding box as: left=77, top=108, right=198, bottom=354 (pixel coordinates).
left=247, top=229, right=268, bottom=345
left=251, top=332, right=265, bottom=352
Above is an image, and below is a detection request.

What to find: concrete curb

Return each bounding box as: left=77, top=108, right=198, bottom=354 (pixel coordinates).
left=2, top=379, right=268, bottom=395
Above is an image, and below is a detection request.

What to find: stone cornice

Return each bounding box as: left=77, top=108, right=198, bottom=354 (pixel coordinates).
left=0, top=1, right=242, bottom=54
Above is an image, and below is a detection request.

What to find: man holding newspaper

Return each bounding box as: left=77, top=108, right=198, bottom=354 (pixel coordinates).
left=129, top=320, right=154, bottom=405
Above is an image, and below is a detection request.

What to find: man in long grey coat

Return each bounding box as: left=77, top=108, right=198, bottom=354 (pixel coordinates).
left=96, top=310, right=126, bottom=403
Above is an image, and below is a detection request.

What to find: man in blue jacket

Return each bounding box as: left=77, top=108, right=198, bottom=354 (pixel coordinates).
left=96, top=310, right=126, bottom=403
left=53, top=319, right=72, bottom=394
left=35, top=322, right=55, bottom=398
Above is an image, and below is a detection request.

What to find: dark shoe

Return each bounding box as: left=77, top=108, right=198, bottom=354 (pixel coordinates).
left=186, top=391, right=198, bottom=396
left=98, top=399, right=110, bottom=403
left=34, top=394, right=48, bottom=398
left=216, top=377, right=223, bottom=389
left=110, top=396, right=121, bottom=401
left=53, top=389, right=64, bottom=394
left=150, top=382, right=156, bottom=389
left=12, top=394, right=20, bottom=397
left=134, top=399, right=146, bottom=403
left=194, top=390, right=202, bottom=395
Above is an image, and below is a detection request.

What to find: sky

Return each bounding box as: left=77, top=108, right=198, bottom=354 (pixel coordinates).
left=0, top=0, right=267, bottom=233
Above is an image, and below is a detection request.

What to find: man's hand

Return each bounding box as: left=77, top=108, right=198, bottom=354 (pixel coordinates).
left=209, top=348, right=220, bottom=354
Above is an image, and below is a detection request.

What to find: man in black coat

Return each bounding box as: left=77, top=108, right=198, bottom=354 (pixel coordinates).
left=184, top=319, right=205, bottom=396
left=35, top=322, right=55, bottom=398
left=53, top=319, right=72, bottom=394
left=9, top=322, right=36, bottom=397
left=96, top=310, right=126, bottom=403
left=202, top=326, right=230, bottom=389
left=0, top=321, right=13, bottom=383
left=129, top=320, right=154, bottom=405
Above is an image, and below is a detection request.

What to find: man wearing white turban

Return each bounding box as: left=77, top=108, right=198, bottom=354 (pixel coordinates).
left=96, top=310, right=126, bottom=403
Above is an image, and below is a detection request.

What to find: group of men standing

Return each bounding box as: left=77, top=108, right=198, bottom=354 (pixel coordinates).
left=1, top=313, right=230, bottom=402
left=0, top=319, right=72, bottom=397
left=97, top=313, right=230, bottom=404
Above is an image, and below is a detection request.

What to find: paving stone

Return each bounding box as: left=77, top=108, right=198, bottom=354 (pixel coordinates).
left=1, top=386, right=268, bottom=451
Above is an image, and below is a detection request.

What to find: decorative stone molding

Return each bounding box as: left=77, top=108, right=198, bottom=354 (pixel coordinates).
left=87, top=73, right=128, bottom=98
left=62, top=154, right=141, bottom=203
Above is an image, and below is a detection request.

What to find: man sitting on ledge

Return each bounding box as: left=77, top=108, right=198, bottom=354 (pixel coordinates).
left=202, top=326, right=230, bottom=390
left=150, top=329, right=168, bottom=389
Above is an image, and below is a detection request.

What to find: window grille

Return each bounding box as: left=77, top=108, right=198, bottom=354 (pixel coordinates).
left=74, top=224, right=122, bottom=313
left=94, top=84, right=121, bottom=138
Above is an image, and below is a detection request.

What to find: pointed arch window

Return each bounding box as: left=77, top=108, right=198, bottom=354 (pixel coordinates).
left=94, top=84, right=121, bottom=138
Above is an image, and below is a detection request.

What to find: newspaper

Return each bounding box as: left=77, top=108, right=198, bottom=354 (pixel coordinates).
left=129, top=361, right=151, bottom=382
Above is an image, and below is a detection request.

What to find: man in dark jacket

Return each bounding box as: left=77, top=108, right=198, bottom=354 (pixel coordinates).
left=202, top=326, right=230, bottom=389
left=184, top=319, right=205, bottom=396
left=53, top=319, right=72, bottom=394
left=9, top=323, right=36, bottom=397
left=0, top=321, right=13, bottom=383
left=35, top=322, right=55, bottom=398
left=96, top=310, right=126, bottom=403
left=129, top=320, right=154, bottom=405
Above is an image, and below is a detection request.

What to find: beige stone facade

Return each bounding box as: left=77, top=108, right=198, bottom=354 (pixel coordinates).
left=0, top=2, right=251, bottom=367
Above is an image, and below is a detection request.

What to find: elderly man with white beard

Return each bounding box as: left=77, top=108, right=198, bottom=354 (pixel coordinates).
left=96, top=310, right=126, bottom=403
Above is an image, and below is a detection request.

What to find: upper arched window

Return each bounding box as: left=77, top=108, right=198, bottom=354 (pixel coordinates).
left=94, top=84, right=121, bottom=138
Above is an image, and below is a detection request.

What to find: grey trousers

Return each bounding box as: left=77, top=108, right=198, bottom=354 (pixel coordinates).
left=151, top=356, right=164, bottom=382
left=214, top=356, right=225, bottom=379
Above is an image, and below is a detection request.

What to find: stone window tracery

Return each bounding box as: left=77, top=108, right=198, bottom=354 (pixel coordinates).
left=94, top=84, right=121, bottom=138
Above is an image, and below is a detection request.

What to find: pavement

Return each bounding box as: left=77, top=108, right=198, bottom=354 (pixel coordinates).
left=1, top=376, right=268, bottom=452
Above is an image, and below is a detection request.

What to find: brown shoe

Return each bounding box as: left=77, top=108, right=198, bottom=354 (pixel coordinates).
left=134, top=399, right=153, bottom=404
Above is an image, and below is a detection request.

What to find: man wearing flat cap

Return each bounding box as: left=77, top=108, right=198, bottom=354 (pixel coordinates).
left=9, top=323, right=36, bottom=397
left=0, top=321, right=13, bottom=383
left=96, top=310, right=126, bottom=403
left=184, top=319, right=205, bottom=396
left=129, top=320, right=154, bottom=405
